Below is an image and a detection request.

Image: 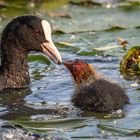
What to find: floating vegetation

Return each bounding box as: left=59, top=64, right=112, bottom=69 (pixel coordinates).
left=120, top=46, right=140, bottom=78
left=28, top=54, right=50, bottom=65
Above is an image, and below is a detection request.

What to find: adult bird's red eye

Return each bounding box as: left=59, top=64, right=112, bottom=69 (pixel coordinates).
left=34, top=29, right=40, bottom=35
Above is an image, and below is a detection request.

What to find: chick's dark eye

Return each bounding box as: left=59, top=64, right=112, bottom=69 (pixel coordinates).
left=34, top=29, right=40, bottom=35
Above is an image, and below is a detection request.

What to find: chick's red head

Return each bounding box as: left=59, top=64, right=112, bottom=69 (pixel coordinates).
left=63, top=60, right=95, bottom=86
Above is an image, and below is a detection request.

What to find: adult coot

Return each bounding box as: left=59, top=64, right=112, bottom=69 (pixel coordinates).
left=63, top=60, right=129, bottom=113
left=0, top=15, right=62, bottom=91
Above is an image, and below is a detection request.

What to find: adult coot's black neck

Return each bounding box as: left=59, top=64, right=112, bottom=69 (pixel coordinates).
left=0, top=36, right=29, bottom=88
left=0, top=15, right=62, bottom=91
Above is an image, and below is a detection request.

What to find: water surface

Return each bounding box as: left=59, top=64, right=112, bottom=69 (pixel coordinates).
left=0, top=0, right=140, bottom=139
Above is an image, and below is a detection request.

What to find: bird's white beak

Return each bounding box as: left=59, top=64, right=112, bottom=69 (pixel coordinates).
left=41, top=20, right=62, bottom=64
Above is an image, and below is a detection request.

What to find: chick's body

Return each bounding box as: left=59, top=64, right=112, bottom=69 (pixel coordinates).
left=64, top=60, right=129, bottom=113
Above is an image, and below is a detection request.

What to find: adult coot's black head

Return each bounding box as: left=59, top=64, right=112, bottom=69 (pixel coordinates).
left=0, top=15, right=62, bottom=90
left=1, top=15, right=62, bottom=64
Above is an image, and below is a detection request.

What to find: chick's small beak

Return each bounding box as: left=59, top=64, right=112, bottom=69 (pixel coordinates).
left=63, top=61, right=74, bottom=70
left=41, top=41, right=62, bottom=65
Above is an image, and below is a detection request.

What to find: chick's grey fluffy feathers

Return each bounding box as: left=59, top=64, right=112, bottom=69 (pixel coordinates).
left=73, top=78, right=128, bottom=112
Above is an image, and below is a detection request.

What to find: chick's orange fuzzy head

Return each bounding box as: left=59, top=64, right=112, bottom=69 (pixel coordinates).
left=63, top=60, right=88, bottom=73
left=63, top=60, right=95, bottom=85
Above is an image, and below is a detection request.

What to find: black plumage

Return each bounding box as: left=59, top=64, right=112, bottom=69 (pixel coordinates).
left=0, top=15, right=62, bottom=91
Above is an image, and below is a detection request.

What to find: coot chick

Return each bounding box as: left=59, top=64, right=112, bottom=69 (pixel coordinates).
left=0, top=15, right=62, bottom=91
left=63, top=60, right=129, bottom=113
